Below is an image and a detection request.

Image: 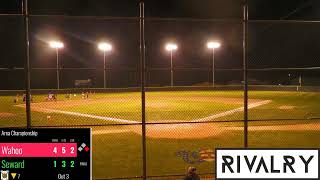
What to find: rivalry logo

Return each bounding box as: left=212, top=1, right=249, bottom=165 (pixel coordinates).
left=216, top=149, right=319, bottom=179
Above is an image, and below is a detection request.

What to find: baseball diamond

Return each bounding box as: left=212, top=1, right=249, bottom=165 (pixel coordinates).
left=0, top=90, right=319, bottom=178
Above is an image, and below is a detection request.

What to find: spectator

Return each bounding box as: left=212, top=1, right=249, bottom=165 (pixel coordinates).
left=13, top=94, right=19, bottom=103
left=184, top=167, right=200, bottom=180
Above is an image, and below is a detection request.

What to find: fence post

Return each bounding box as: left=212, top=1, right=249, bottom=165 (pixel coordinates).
left=139, top=0, right=147, bottom=179
left=243, top=0, right=249, bottom=148
left=23, top=0, right=32, bottom=128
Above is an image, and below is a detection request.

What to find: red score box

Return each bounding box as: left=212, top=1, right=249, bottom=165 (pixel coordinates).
left=0, top=143, right=77, bottom=157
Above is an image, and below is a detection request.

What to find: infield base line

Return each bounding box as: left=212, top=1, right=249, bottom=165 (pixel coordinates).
left=16, top=100, right=271, bottom=124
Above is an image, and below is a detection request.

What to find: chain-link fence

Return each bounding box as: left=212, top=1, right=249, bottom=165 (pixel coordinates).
left=0, top=0, right=320, bottom=179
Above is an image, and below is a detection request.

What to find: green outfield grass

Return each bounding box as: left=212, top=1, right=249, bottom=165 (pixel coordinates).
left=91, top=129, right=320, bottom=178
left=0, top=90, right=320, bottom=179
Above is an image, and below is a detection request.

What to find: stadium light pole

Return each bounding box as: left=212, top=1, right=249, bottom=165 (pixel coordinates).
left=165, top=43, right=178, bottom=87
left=98, top=42, right=112, bottom=88
left=49, top=41, right=64, bottom=89
left=207, top=41, right=221, bottom=87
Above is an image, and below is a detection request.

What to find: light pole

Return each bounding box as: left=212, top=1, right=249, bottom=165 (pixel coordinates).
left=165, top=43, right=178, bottom=87
left=49, top=41, right=64, bottom=89
left=98, top=42, right=112, bottom=88
left=207, top=41, right=221, bottom=86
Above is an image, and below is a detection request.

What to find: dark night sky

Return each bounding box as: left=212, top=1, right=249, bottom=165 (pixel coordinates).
left=1, top=0, right=320, bottom=19
left=0, top=0, right=319, bottom=89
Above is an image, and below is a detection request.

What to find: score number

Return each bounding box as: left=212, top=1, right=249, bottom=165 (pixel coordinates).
left=53, top=147, right=75, bottom=155
left=53, top=160, right=75, bottom=168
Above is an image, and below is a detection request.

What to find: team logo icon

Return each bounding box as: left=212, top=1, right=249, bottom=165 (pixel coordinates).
left=1, top=170, right=9, bottom=180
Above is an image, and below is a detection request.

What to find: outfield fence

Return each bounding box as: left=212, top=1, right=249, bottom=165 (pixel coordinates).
left=1, top=0, right=320, bottom=179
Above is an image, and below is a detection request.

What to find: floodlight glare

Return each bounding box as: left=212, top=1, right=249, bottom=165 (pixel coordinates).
left=165, top=43, right=178, bottom=51
left=49, top=41, right=64, bottom=49
left=98, top=42, right=112, bottom=52
left=207, top=42, right=221, bottom=49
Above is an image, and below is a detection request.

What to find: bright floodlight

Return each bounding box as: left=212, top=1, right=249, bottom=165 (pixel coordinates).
left=49, top=41, right=64, bottom=49
left=98, top=42, right=112, bottom=52
left=207, top=42, right=221, bottom=49
left=165, top=43, right=178, bottom=51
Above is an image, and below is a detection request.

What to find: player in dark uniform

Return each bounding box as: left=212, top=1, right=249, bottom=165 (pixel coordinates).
left=183, top=167, right=200, bottom=180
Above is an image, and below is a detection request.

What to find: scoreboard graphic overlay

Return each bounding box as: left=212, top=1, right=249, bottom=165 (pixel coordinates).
left=0, top=128, right=91, bottom=180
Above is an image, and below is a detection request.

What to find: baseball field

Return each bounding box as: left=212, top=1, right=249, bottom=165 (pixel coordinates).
left=0, top=90, right=320, bottom=179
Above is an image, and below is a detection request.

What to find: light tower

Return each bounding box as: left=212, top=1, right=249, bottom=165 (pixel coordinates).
left=49, top=41, right=64, bottom=89
left=207, top=41, right=221, bottom=86
left=165, top=43, right=178, bottom=87
left=98, top=42, right=112, bottom=88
